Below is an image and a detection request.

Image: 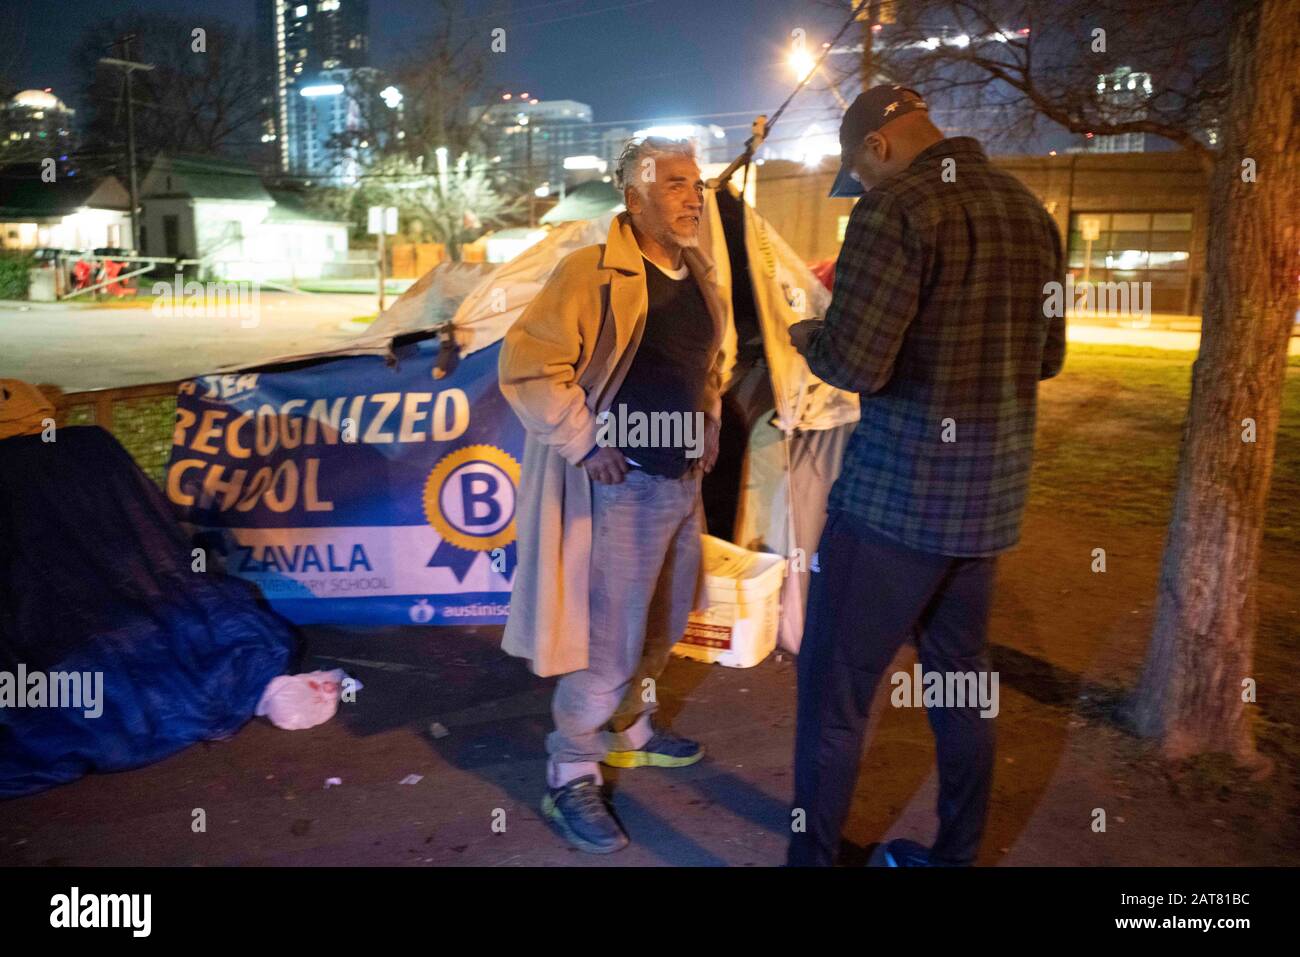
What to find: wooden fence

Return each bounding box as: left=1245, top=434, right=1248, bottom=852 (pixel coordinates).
left=42, top=381, right=180, bottom=486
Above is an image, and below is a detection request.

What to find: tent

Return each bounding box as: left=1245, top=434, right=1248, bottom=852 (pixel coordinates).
left=434, top=187, right=859, bottom=650
left=540, top=180, right=624, bottom=225
left=0, top=423, right=296, bottom=797
left=180, top=187, right=858, bottom=652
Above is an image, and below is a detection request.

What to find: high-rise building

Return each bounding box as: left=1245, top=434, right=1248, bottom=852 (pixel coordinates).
left=0, top=89, right=77, bottom=167
left=1088, top=66, right=1153, bottom=153
left=628, top=123, right=729, bottom=165
left=471, top=98, right=596, bottom=192
left=258, top=0, right=372, bottom=179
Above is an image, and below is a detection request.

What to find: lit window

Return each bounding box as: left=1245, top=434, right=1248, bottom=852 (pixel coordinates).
left=295, top=4, right=308, bottom=17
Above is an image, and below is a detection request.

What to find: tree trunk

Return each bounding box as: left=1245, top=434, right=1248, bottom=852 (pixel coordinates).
left=1132, top=0, right=1299, bottom=763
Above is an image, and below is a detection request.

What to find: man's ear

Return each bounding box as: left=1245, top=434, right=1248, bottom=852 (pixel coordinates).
left=624, top=187, right=642, bottom=214
left=865, top=131, right=888, bottom=162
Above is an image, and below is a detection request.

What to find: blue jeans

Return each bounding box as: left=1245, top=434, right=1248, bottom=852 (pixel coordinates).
left=546, top=468, right=702, bottom=786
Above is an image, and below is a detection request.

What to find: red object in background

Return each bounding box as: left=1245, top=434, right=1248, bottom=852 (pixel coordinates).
left=101, top=259, right=133, bottom=297
left=72, top=259, right=94, bottom=290
left=809, top=259, right=836, bottom=292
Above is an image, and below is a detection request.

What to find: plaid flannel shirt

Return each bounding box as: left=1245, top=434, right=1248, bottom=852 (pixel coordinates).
left=804, top=137, right=1066, bottom=556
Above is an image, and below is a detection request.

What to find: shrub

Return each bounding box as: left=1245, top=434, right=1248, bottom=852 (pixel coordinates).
left=0, top=251, right=34, bottom=300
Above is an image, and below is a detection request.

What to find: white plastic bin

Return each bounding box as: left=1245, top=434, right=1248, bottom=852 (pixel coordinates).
left=672, top=535, right=787, bottom=668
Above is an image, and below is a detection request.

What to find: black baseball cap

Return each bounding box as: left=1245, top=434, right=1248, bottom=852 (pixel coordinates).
left=829, top=85, right=929, bottom=198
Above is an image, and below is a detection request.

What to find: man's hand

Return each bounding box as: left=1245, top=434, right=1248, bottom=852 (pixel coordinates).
left=583, top=445, right=630, bottom=484
left=788, top=319, right=823, bottom=357
left=691, top=415, right=721, bottom=476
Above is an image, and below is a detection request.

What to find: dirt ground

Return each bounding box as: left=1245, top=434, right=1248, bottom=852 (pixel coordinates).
left=1, top=348, right=1296, bottom=866
left=1, top=497, right=1294, bottom=867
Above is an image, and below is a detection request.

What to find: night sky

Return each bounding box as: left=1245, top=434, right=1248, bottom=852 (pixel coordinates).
left=3, top=0, right=852, bottom=153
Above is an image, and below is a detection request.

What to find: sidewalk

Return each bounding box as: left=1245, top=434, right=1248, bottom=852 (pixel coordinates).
left=0, top=292, right=371, bottom=391
left=1067, top=311, right=1300, bottom=355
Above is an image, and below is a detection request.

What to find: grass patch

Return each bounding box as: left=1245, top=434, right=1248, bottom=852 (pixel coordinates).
left=1031, top=342, right=1300, bottom=549
left=295, top=279, right=413, bottom=295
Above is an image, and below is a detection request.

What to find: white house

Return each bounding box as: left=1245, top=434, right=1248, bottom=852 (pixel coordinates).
left=0, top=168, right=131, bottom=252
left=139, top=154, right=349, bottom=281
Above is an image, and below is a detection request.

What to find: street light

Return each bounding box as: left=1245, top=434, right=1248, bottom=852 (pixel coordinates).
left=788, top=47, right=816, bottom=82
left=788, top=42, right=849, bottom=110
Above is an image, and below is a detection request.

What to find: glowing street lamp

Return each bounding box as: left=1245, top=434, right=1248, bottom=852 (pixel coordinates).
left=788, top=47, right=816, bottom=82
left=788, top=43, right=848, bottom=110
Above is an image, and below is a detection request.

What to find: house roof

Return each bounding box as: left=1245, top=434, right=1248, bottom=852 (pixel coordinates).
left=0, top=165, right=118, bottom=220
left=146, top=155, right=273, bottom=203
left=264, top=189, right=346, bottom=224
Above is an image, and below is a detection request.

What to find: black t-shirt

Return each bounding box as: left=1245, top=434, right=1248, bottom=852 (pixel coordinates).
left=607, top=258, right=714, bottom=477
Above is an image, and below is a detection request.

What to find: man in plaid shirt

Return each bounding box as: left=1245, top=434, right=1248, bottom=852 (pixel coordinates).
left=786, top=86, right=1066, bottom=867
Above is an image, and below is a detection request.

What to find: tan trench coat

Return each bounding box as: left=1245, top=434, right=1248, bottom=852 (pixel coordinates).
left=498, top=213, right=729, bottom=677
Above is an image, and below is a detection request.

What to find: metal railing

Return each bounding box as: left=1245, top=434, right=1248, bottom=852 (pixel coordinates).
left=48, top=251, right=380, bottom=300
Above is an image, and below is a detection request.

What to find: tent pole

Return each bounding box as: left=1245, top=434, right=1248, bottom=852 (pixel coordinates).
left=779, top=384, right=807, bottom=650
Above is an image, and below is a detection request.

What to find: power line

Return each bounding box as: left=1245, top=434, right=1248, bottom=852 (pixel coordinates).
left=503, top=0, right=655, bottom=30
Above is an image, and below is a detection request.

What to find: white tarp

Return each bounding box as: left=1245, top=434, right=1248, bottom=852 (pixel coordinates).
left=436, top=189, right=858, bottom=651
left=233, top=188, right=859, bottom=652
left=446, top=191, right=858, bottom=434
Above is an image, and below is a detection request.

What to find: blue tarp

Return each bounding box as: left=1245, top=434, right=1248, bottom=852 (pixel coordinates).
left=0, top=425, right=296, bottom=798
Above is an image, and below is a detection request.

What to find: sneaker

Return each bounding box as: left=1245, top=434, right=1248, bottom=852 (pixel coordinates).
left=880, top=838, right=935, bottom=867
left=603, top=729, right=704, bottom=769
left=540, top=775, right=629, bottom=854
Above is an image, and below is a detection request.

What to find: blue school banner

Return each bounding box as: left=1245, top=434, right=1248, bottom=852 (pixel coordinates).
left=165, top=338, right=525, bottom=625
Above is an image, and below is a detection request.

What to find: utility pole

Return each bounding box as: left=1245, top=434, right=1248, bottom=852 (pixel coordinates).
left=100, top=36, right=154, bottom=252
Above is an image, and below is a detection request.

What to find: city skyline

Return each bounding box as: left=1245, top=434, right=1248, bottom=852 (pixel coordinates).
left=1, top=0, right=840, bottom=163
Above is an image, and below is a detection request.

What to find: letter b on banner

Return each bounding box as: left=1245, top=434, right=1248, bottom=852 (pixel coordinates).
left=461, top=471, right=503, bottom=528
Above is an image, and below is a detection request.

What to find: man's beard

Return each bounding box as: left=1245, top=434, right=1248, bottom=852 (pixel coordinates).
left=636, top=214, right=701, bottom=252
left=660, top=224, right=700, bottom=249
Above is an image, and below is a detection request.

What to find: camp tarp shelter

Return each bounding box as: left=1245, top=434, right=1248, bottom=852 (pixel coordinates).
left=199, top=187, right=857, bottom=653
left=419, top=187, right=859, bottom=652
left=221, top=260, right=501, bottom=371
left=0, top=424, right=295, bottom=797
left=540, top=180, right=624, bottom=225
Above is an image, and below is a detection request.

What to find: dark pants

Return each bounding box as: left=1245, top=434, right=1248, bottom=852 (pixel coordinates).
left=787, top=510, right=999, bottom=866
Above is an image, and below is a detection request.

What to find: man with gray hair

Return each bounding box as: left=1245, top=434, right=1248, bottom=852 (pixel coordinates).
left=499, top=137, right=729, bottom=853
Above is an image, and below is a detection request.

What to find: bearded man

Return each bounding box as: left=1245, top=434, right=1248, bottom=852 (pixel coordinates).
left=499, top=136, right=728, bottom=853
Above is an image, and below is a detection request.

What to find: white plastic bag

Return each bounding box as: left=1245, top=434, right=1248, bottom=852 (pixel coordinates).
left=255, top=669, right=359, bottom=730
